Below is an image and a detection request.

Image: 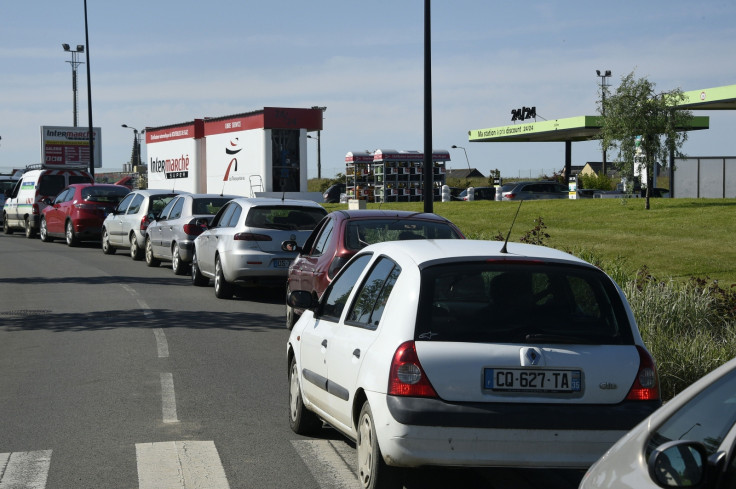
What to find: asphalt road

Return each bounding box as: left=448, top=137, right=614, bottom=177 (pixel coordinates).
left=0, top=232, right=586, bottom=489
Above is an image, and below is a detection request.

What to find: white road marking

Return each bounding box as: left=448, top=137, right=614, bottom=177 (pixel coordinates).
left=153, top=329, right=169, bottom=358
left=291, top=439, right=360, bottom=489
left=0, top=450, right=52, bottom=489
left=120, top=284, right=153, bottom=317
left=160, top=372, right=178, bottom=423
left=136, top=441, right=230, bottom=489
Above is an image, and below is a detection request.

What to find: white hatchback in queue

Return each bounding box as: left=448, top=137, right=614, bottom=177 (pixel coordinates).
left=286, top=239, right=661, bottom=489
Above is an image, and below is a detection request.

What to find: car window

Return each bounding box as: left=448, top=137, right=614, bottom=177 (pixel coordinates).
left=213, top=203, right=236, bottom=228
left=245, top=206, right=326, bottom=231
left=116, top=193, right=135, bottom=214
left=346, top=257, right=401, bottom=329
left=192, top=198, right=231, bottom=215
left=127, top=194, right=144, bottom=215
left=300, top=217, right=329, bottom=255
left=81, top=186, right=130, bottom=203
left=312, top=218, right=335, bottom=256
left=38, top=174, right=66, bottom=196
left=227, top=204, right=242, bottom=227
left=646, top=367, right=736, bottom=459
left=69, top=175, right=92, bottom=185
left=53, top=189, right=71, bottom=204
left=169, top=197, right=185, bottom=220
left=319, top=254, right=373, bottom=322
left=149, top=195, right=177, bottom=218
left=415, top=262, right=634, bottom=344
left=158, top=197, right=179, bottom=220
left=344, top=219, right=461, bottom=250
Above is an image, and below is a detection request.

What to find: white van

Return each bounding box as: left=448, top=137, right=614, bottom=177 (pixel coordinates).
left=3, top=164, right=94, bottom=238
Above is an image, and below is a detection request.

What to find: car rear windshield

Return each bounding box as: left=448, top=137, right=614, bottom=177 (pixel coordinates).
left=82, top=186, right=130, bottom=203
left=245, top=206, right=327, bottom=231
left=415, top=261, right=634, bottom=345
left=344, top=219, right=462, bottom=250
left=192, top=197, right=232, bottom=215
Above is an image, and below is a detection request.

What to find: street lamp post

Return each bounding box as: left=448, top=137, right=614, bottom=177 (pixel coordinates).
left=121, top=124, right=144, bottom=170
left=310, top=106, right=326, bottom=179
left=62, top=43, right=85, bottom=127
left=451, top=145, right=471, bottom=171
left=596, top=69, right=612, bottom=176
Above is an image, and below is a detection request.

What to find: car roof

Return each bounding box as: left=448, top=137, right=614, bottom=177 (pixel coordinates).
left=359, top=239, right=591, bottom=269
left=187, top=193, right=239, bottom=199
left=132, top=189, right=190, bottom=196
left=330, top=209, right=451, bottom=221
left=228, top=197, right=325, bottom=208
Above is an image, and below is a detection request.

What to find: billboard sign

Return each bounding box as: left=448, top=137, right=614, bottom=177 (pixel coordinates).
left=41, top=126, right=102, bottom=168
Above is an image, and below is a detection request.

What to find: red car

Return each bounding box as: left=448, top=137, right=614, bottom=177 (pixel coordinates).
left=282, top=209, right=465, bottom=328
left=39, top=183, right=131, bottom=246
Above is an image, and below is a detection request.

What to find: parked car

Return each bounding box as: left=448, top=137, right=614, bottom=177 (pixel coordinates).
left=455, top=186, right=495, bottom=201
left=145, top=194, right=238, bottom=274
left=495, top=183, right=515, bottom=201
left=101, top=189, right=186, bottom=259
left=3, top=164, right=94, bottom=238
left=580, top=356, right=736, bottom=489
left=39, top=183, right=130, bottom=246
left=282, top=209, right=465, bottom=329
left=191, top=197, right=327, bottom=299
left=501, top=180, right=569, bottom=201
left=287, top=239, right=661, bottom=487
left=323, top=183, right=346, bottom=203
left=0, top=175, right=20, bottom=225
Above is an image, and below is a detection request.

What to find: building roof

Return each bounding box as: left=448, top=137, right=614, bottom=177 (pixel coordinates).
left=446, top=168, right=485, bottom=179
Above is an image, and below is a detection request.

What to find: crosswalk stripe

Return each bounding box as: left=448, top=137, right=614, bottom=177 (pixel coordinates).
left=291, top=440, right=360, bottom=489
left=136, top=441, right=230, bottom=489
left=0, top=450, right=52, bottom=489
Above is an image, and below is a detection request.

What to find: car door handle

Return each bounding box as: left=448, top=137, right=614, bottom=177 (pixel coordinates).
left=321, top=339, right=328, bottom=348
left=353, top=349, right=360, bottom=358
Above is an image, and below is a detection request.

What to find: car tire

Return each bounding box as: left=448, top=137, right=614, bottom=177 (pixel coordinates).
left=288, top=357, right=321, bottom=435
left=40, top=218, right=53, bottom=242
left=65, top=220, right=79, bottom=247
left=357, top=401, right=402, bottom=489
left=172, top=243, right=188, bottom=275
left=130, top=234, right=143, bottom=261
left=101, top=228, right=115, bottom=255
left=3, top=214, right=12, bottom=234
left=145, top=237, right=160, bottom=267
left=191, top=251, right=208, bottom=286
left=214, top=256, right=233, bottom=299
left=25, top=217, right=36, bottom=239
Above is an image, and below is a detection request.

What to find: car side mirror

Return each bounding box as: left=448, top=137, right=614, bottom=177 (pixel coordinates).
left=648, top=440, right=708, bottom=488
left=288, top=290, right=315, bottom=310
left=281, top=240, right=302, bottom=253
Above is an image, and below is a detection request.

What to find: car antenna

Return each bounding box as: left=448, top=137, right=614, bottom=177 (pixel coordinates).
left=500, top=200, right=523, bottom=254
left=282, top=190, right=285, bottom=202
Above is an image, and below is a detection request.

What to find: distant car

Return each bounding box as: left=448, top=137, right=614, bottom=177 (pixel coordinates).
left=191, top=197, right=327, bottom=299
left=101, top=189, right=186, bottom=259
left=0, top=175, right=20, bottom=225
left=145, top=194, right=238, bottom=274
left=495, top=183, right=516, bottom=201
left=455, top=186, right=495, bottom=201
left=282, top=209, right=465, bottom=328
left=39, top=183, right=130, bottom=246
left=501, top=181, right=569, bottom=201
left=287, top=239, right=661, bottom=487
left=580, top=356, right=736, bottom=489
left=323, top=183, right=346, bottom=203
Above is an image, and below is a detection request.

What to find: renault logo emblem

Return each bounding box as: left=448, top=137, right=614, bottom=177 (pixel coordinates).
left=526, top=349, right=540, bottom=365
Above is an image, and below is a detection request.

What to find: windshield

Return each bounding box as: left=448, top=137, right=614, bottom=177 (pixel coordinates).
left=81, top=186, right=130, bottom=203
left=344, top=218, right=461, bottom=250
left=245, top=206, right=327, bottom=231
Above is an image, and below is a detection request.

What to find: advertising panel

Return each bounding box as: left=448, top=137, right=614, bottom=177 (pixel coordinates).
left=204, top=126, right=267, bottom=197
left=41, top=125, right=102, bottom=167
left=146, top=123, right=201, bottom=192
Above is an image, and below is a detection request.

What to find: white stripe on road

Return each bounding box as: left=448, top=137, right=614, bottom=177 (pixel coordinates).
left=0, top=450, right=52, bottom=489
left=136, top=441, right=230, bottom=489
left=153, top=329, right=169, bottom=358
left=160, top=372, right=178, bottom=423
left=291, top=439, right=360, bottom=489
left=120, top=284, right=153, bottom=317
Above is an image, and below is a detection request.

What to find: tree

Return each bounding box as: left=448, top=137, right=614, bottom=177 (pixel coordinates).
left=599, top=72, right=693, bottom=209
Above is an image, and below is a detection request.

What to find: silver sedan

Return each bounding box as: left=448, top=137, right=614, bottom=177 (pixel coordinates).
left=145, top=193, right=239, bottom=274
left=191, top=197, right=327, bottom=299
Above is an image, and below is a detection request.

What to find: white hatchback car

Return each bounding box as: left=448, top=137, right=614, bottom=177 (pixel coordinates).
left=287, top=239, right=661, bottom=488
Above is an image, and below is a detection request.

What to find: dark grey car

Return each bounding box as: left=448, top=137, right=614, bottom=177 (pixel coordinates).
left=144, top=194, right=238, bottom=274
left=501, top=181, right=569, bottom=201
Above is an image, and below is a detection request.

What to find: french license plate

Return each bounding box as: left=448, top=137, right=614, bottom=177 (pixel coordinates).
left=484, top=368, right=581, bottom=393
left=275, top=259, right=292, bottom=268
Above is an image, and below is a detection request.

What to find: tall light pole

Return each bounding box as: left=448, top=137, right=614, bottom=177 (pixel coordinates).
left=62, top=43, right=85, bottom=127
left=311, top=106, right=326, bottom=179
left=121, top=124, right=144, bottom=170
left=451, top=145, right=471, bottom=171
left=596, top=69, right=611, bottom=176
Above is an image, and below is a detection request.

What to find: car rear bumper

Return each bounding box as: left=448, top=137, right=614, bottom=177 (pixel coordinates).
left=222, top=250, right=294, bottom=284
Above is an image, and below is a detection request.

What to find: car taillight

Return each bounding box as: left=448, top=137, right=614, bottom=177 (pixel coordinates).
left=183, top=223, right=206, bottom=236
left=625, top=345, right=660, bottom=401
left=505, top=193, right=516, bottom=199
left=140, top=215, right=151, bottom=231
left=32, top=203, right=40, bottom=215
left=234, top=233, right=272, bottom=241
left=388, top=341, right=438, bottom=398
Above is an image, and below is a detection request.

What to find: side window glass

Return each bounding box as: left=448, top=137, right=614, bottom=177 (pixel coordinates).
left=215, top=204, right=236, bottom=228
left=347, top=257, right=401, bottom=329
left=227, top=205, right=242, bottom=227
left=320, top=254, right=373, bottom=322
left=300, top=217, right=329, bottom=255
left=312, top=218, right=335, bottom=256
left=169, top=197, right=185, bottom=220
left=127, top=194, right=144, bottom=215
left=116, top=193, right=135, bottom=213
left=54, top=189, right=70, bottom=204
left=158, top=198, right=178, bottom=220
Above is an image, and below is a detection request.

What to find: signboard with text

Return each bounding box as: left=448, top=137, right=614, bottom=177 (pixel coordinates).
left=41, top=126, right=102, bottom=168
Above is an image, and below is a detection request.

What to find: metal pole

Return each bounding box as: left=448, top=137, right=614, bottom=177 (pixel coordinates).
left=423, top=0, right=433, bottom=213
left=317, top=130, right=322, bottom=179
left=84, top=0, right=94, bottom=176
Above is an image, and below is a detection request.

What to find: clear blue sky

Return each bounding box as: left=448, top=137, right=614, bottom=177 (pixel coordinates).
left=1, top=0, right=735, bottom=179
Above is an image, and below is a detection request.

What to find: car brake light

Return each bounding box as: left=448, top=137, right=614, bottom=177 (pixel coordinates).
left=183, top=223, right=206, bottom=236
left=234, top=232, right=272, bottom=241
left=505, top=193, right=516, bottom=199
left=388, top=341, right=438, bottom=398
left=625, top=346, right=660, bottom=401
left=140, top=215, right=151, bottom=231
left=32, top=203, right=40, bottom=215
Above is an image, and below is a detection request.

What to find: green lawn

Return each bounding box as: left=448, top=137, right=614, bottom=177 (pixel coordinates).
left=324, top=198, right=736, bottom=287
